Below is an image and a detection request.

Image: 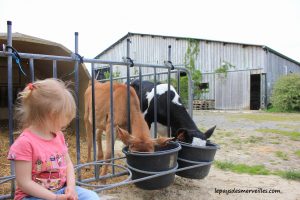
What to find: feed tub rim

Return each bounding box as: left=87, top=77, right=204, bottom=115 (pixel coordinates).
left=179, top=141, right=220, bottom=150
left=122, top=141, right=181, bottom=156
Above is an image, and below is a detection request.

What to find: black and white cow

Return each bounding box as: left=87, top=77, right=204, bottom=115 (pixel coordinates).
left=130, top=79, right=216, bottom=144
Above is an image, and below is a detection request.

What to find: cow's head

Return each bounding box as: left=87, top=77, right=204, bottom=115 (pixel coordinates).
left=117, top=126, right=173, bottom=152
left=175, top=125, right=216, bottom=143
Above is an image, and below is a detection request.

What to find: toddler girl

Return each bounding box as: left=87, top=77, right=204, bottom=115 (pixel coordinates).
left=8, top=78, right=99, bottom=200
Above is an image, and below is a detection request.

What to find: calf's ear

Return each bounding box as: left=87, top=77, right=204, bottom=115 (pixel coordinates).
left=116, top=126, right=133, bottom=146
left=175, top=128, right=188, bottom=142
left=204, top=125, right=216, bottom=139
left=153, top=137, right=173, bottom=147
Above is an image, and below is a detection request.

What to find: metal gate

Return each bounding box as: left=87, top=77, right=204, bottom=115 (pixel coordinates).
left=0, top=21, right=207, bottom=199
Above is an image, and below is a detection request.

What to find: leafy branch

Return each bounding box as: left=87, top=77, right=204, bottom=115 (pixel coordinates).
left=215, top=61, right=235, bottom=78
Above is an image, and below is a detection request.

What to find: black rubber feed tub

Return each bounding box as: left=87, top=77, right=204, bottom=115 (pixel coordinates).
left=123, top=142, right=181, bottom=190
left=176, top=141, right=219, bottom=179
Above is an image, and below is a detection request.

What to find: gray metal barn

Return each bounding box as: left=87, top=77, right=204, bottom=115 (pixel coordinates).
left=95, top=33, right=300, bottom=110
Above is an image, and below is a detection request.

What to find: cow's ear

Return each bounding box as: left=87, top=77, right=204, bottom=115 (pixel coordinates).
left=204, top=125, right=216, bottom=139
left=175, top=128, right=188, bottom=142
left=130, top=80, right=139, bottom=93
left=117, top=126, right=133, bottom=146
left=153, top=137, right=173, bottom=147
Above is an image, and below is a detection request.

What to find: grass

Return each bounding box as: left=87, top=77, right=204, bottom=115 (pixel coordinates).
left=256, top=128, right=300, bottom=141
left=228, top=136, right=262, bottom=145
left=278, top=124, right=300, bottom=130
left=209, top=129, right=233, bottom=138
left=266, top=106, right=300, bottom=113
left=275, top=151, right=289, bottom=160
left=214, top=160, right=300, bottom=181
left=245, top=136, right=263, bottom=144
left=266, top=107, right=281, bottom=113
left=295, top=150, right=300, bottom=158
left=275, top=170, right=300, bottom=181
left=214, top=161, right=270, bottom=175
left=232, top=138, right=242, bottom=144
left=270, top=141, right=280, bottom=144
left=224, top=132, right=234, bottom=137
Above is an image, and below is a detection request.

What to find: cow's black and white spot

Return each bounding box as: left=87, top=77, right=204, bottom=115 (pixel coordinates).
left=130, top=79, right=216, bottom=144
left=144, top=84, right=181, bottom=116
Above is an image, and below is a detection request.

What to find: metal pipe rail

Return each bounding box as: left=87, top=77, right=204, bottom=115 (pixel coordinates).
left=0, top=51, right=175, bottom=70
left=0, top=157, right=213, bottom=194
left=73, top=156, right=213, bottom=192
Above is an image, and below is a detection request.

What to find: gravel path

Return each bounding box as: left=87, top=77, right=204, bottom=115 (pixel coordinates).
left=193, top=110, right=300, bottom=132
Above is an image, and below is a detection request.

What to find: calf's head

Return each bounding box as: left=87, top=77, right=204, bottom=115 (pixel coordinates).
left=175, top=125, right=216, bottom=143
left=117, top=126, right=173, bottom=152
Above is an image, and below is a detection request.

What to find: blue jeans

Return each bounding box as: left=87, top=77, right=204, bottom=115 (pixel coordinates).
left=22, top=186, right=100, bottom=200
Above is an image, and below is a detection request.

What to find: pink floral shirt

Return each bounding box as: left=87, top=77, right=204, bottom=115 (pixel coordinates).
left=7, top=129, right=68, bottom=200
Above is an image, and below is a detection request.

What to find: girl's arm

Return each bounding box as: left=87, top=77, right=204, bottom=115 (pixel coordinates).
left=15, top=160, right=70, bottom=200
left=64, top=153, right=78, bottom=200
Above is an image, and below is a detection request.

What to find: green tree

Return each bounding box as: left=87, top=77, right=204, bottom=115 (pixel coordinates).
left=179, top=39, right=201, bottom=105
left=104, top=70, right=121, bottom=79
left=270, top=73, right=300, bottom=112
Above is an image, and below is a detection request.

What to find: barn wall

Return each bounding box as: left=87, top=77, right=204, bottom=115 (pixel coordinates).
left=215, top=71, right=250, bottom=110
left=96, top=35, right=264, bottom=110
left=96, top=34, right=300, bottom=110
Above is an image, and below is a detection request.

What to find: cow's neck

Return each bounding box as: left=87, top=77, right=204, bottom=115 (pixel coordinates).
left=130, top=111, right=151, bottom=139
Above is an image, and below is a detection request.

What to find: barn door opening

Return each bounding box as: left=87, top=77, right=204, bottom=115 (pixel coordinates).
left=250, top=74, right=261, bottom=110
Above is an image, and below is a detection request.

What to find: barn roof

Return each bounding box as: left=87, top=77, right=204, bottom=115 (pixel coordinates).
left=0, top=32, right=90, bottom=79
left=95, top=32, right=300, bottom=66
left=0, top=32, right=68, bottom=50
left=0, top=32, right=90, bottom=134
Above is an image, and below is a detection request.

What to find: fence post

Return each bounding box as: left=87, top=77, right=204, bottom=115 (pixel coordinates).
left=109, top=64, right=115, bottom=175
left=29, top=58, right=34, bottom=82
left=177, top=70, right=180, bottom=95
left=138, top=66, right=143, bottom=111
left=52, top=60, right=57, bottom=78
left=188, top=72, right=193, bottom=117
left=74, top=32, right=81, bottom=179
left=153, top=65, right=157, bottom=138
left=126, top=39, right=131, bottom=133
left=167, top=45, right=171, bottom=137
left=7, top=20, right=15, bottom=198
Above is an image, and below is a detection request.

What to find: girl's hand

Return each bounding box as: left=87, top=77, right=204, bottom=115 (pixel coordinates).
left=65, top=186, right=78, bottom=200
left=56, top=194, right=71, bottom=200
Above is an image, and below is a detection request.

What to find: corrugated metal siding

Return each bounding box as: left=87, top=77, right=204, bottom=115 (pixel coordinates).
left=215, top=71, right=250, bottom=109
left=198, top=43, right=265, bottom=73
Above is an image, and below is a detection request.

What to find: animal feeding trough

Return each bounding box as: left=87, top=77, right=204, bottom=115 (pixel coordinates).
left=176, top=141, right=219, bottom=179
left=123, top=142, right=181, bottom=190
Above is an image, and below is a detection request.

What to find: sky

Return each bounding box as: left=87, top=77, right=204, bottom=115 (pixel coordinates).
left=0, top=0, right=300, bottom=63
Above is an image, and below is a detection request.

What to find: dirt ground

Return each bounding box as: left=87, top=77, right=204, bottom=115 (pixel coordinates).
left=1, top=110, right=300, bottom=200
left=102, top=111, right=300, bottom=200
left=104, top=167, right=300, bottom=200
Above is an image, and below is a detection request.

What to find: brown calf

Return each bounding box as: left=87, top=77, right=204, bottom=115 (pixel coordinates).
left=84, top=81, right=171, bottom=176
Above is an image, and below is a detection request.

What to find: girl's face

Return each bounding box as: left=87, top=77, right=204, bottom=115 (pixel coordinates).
left=47, top=115, right=69, bottom=133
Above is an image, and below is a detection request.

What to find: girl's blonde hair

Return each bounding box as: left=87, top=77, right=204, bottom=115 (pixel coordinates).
left=15, top=78, right=76, bottom=130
